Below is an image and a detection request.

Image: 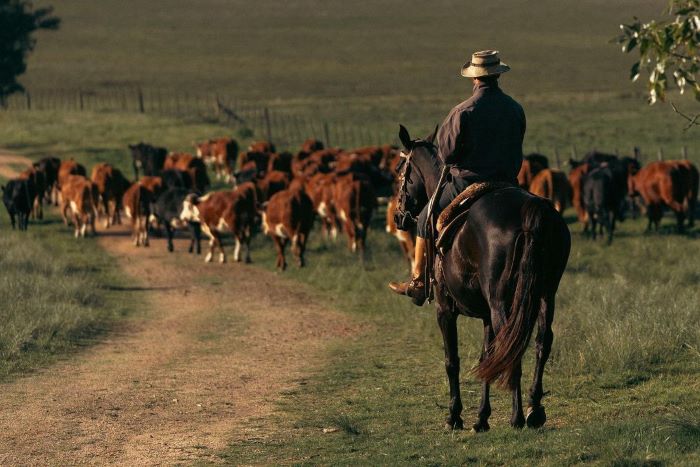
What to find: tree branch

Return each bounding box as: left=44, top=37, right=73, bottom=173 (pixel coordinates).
left=670, top=102, right=700, bottom=130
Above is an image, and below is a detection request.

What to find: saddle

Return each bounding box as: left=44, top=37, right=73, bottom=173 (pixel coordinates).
left=434, top=181, right=514, bottom=252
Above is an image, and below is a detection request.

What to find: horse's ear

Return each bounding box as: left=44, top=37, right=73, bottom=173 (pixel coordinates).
left=426, top=125, right=439, bottom=144
left=398, top=125, right=412, bottom=151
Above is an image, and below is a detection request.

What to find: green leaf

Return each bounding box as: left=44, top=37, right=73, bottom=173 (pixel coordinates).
left=630, top=62, right=641, bottom=81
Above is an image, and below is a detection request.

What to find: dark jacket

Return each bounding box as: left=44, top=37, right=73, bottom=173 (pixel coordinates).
left=437, top=80, right=526, bottom=181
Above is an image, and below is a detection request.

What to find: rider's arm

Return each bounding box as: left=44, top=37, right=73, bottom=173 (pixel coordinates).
left=437, top=109, right=468, bottom=166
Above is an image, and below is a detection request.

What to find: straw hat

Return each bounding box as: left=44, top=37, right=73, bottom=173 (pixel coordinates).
left=461, top=50, right=510, bottom=78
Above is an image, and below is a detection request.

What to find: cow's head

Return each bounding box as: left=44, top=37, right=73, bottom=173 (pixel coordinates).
left=180, top=193, right=201, bottom=223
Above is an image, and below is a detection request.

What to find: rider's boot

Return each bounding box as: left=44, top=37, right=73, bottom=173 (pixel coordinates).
left=388, top=236, right=427, bottom=305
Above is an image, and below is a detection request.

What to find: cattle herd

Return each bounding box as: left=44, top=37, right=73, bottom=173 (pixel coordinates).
left=2, top=137, right=698, bottom=270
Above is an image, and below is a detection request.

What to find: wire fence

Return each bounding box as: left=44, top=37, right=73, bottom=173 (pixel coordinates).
left=2, top=87, right=698, bottom=164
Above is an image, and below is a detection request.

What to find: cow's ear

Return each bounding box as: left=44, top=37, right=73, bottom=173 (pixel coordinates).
left=426, top=125, right=439, bottom=144
left=398, top=125, right=412, bottom=151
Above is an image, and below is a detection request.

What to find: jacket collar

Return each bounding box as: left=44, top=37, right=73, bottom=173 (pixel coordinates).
left=472, top=79, right=500, bottom=95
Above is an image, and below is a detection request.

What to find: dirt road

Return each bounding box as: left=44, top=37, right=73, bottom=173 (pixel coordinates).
left=0, top=153, right=359, bottom=464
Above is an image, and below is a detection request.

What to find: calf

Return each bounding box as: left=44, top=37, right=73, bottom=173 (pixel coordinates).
left=18, top=166, right=46, bottom=219
left=2, top=179, right=36, bottom=230
left=262, top=183, right=314, bottom=270
left=333, top=175, right=376, bottom=254
left=129, top=142, right=167, bottom=179
left=583, top=167, right=616, bottom=243
left=628, top=160, right=693, bottom=232
left=60, top=175, right=96, bottom=238
left=528, top=168, right=571, bottom=213
left=152, top=187, right=202, bottom=254
left=122, top=183, right=153, bottom=247
left=386, top=196, right=416, bottom=271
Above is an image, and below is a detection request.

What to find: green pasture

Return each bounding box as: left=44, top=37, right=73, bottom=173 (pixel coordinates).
left=0, top=207, right=141, bottom=380
left=219, top=209, right=700, bottom=465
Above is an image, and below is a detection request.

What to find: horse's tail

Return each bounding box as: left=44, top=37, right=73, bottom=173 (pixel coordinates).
left=474, top=197, right=551, bottom=389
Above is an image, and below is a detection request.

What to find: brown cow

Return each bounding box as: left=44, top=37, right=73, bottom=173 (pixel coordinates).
left=386, top=196, right=415, bottom=271
left=257, top=170, right=290, bottom=202
left=165, top=152, right=210, bottom=191
left=669, top=160, right=699, bottom=227
left=122, top=182, right=152, bottom=247
left=267, top=151, right=293, bottom=175
left=18, top=166, right=46, bottom=219
left=91, top=164, right=131, bottom=227
left=333, top=175, right=376, bottom=254
left=628, top=160, right=692, bottom=231
left=180, top=184, right=257, bottom=263
left=248, top=140, right=276, bottom=153
left=32, top=157, right=61, bottom=206
left=568, top=161, right=590, bottom=229
left=58, top=159, right=87, bottom=189
left=139, top=176, right=164, bottom=197
left=305, top=172, right=338, bottom=240
left=60, top=175, right=96, bottom=238
left=517, top=153, right=549, bottom=189
left=195, top=138, right=238, bottom=183
left=262, top=183, right=314, bottom=270
left=528, top=168, right=571, bottom=213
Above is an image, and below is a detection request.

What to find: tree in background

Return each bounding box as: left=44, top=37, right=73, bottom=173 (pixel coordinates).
left=616, top=0, right=699, bottom=128
left=0, top=0, right=60, bottom=106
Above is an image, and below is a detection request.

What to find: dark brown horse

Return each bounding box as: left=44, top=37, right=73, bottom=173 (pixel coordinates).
left=394, top=126, right=570, bottom=431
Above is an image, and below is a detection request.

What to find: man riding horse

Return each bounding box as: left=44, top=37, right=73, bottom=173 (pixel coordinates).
left=389, top=50, right=526, bottom=304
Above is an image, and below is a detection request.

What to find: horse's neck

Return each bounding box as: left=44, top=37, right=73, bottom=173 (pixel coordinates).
left=415, top=149, right=443, bottom=197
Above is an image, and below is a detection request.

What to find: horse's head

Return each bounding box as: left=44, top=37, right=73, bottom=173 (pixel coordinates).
left=393, top=124, right=439, bottom=231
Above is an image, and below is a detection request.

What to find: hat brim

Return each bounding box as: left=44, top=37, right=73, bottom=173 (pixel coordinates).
left=461, top=62, right=510, bottom=78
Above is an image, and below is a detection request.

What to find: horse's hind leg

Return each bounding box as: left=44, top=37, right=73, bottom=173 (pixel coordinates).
left=437, top=306, right=463, bottom=430
left=510, top=362, right=525, bottom=428
left=526, top=296, right=553, bottom=428
left=473, top=321, right=494, bottom=432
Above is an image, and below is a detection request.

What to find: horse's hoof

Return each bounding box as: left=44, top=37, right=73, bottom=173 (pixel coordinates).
left=444, top=417, right=464, bottom=430
left=526, top=405, right=546, bottom=428
left=471, top=420, right=490, bottom=433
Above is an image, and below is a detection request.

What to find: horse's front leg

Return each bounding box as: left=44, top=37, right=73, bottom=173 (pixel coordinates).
left=437, top=306, right=463, bottom=430
left=473, top=320, right=494, bottom=432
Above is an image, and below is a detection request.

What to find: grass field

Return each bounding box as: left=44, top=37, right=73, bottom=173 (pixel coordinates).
left=0, top=207, right=141, bottom=380
left=1, top=0, right=699, bottom=464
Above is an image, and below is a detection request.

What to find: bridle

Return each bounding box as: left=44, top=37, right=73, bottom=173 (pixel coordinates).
left=395, top=140, right=436, bottom=229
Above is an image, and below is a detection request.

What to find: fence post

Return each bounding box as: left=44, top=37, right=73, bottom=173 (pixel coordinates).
left=323, top=122, right=331, bottom=147
left=554, top=147, right=561, bottom=169
left=657, top=147, right=664, bottom=161
left=78, top=90, right=84, bottom=111
left=137, top=88, right=145, bottom=113
left=25, top=92, right=31, bottom=110
left=264, top=107, right=273, bottom=143
left=681, top=146, right=688, bottom=160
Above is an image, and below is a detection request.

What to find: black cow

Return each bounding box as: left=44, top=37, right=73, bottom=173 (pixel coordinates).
left=583, top=167, right=616, bottom=244
left=160, top=169, right=193, bottom=191
left=583, top=151, right=640, bottom=220
left=152, top=187, right=202, bottom=254
left=33, top=156, right=61, bottom=205
left=129, top=143, right=167, bottom=179
left=2, top=179, right=36, bottom=231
